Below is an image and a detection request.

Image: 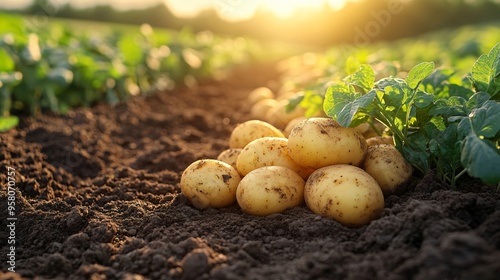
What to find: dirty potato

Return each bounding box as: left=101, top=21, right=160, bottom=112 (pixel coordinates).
left=180, top=159, right=241, bottom=209
left=304, top=165, right=384, bottom=227
left=229, top=120, right=285, bottom=149
left=283, top=116, right=307, bottom=137
left=366, top=136, right=394, bottom=147
left=236, top=137, right=314, bottom=179
left=217, top=148, right=243, bottom=169
left=362, top=144, right=412, bottom=195
left=288, top=117, right=367, bottom=169
left=236, top=166, right=305, bottom=216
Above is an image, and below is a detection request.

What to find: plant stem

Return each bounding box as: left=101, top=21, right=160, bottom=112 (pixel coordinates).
left=0, top=87, right=11, bottom=117
left=368, top=118, right=383, bottom=136
left=453, top=169, right=468, bottom=189
left=375, top=109, right=405, bottom=144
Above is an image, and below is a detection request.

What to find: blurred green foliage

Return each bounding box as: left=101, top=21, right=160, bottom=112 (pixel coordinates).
left=0, top=13, right=263, bottom=126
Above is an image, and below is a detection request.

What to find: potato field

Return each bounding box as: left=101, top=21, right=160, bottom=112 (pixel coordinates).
left=1, top=10, right=500, bottom=280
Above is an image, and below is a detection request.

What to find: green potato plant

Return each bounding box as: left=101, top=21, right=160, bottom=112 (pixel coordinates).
left=0, top=13, right=262, bottom=126
left=322, top=43, right=500, bottom=187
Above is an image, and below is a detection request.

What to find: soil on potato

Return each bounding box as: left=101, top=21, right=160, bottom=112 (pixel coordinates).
left=1, top=62, right=500, bottom=280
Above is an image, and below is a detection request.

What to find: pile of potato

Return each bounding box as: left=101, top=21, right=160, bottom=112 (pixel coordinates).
left=180, top=88, right=413, bottom=228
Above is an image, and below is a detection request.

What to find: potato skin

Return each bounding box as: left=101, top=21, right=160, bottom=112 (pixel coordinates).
left=236, top=166, right=305, bottom=216
left=251, top=99, right=278, bottom=119
left=284, top=117, right=306, bottom=138
left=264, top=99, right=306, bottom=130
left=229, top=120, right=285, bottom=149
left=304, top=165, right=384, bottom=227
left=217, top=148, right=243, bottom=170
left=353, top=122, right=370, bottom=134
left=180, top=159, right=241, bottom=209
left=236, top=137, right=314, bottom=179
left=362, top=144, right=412, bottom=195
left=288, top=118, right=367, bottom=169
left=366, top=136, right=394, bottom=147
left=247, top=87, right=274, bottom=105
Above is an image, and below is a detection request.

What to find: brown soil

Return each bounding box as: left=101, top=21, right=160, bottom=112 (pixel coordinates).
left=1, top=63, right=499, bottom=280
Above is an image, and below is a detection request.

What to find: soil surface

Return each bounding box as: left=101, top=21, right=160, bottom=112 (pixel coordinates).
left=1, top=63, right=500, bottom=280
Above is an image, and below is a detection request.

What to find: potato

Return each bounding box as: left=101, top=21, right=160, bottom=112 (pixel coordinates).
left=362, top=144, right=412, bottom=195
left=288, top=117, right=367, bottom=169
left=229, top=120, right=285, bottom=149
left=250, top=99, right=278, bottom=119
left=363, top=121, right=387, bottom=139
left=236, top=137, right=314, bottom=179
left=366, top=136, right=394, bottom=147
left=247, top=87, right=274, bottom=105
left=217, top=148, right=242, bottom=169
left=283, top=117, right=307, bottom=137
left=265, top=99, right=306, bottom=129
left=353, top=122, right=370, bottom=134
left=180, top=159, right=241, bottom=209
left=236, top=166, right=305, bottom=216
left=304, top=165, right=384, bottom=227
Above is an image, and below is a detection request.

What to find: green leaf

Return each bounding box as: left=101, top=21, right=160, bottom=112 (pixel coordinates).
left=323, top=82, right=356, bottom=121
left=376, top=77, right=412, bottom=108
left=0, top=116, right=19, bottom=132
left=429, top=96, right=468, bottom=119
left=422, top=68, right=455, bottom=94
left=324, top=82, right=375, bottom=127
left=336, top=90, right=376, bottom=127
left=406, top=61, right=435, bottom=89
left=375, top=78, right=413, bottom=130
left=401, top=133, right=430, bottom=174
left=414, top=90, right=434, bottom=108
left=344, top=64, right=374, bottom=93
left=426, top=115, right=446, bottom=132
left=471, top=42, right=500, bottom=96
left=299, top=91, right=324, bottom=117
left=0, top=48, right=15, bottom=72
left=461, top=134, right=500, bottom=184
left=427, top=123, right=461, bottom=174
left=468, top=100, right=500, bottom=138
left=457, top=117, right=473, bottom=139
left=466, top=92, right=491, bottom=111
left=448, top=84, right=474, bottom=99
left=285, top=93, right=304, bottom=113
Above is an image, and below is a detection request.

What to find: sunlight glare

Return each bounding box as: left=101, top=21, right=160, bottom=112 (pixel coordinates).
left=328, top=0, right=348, bottom=10
left=261, top=0, right=325, bottom=19
left=164, top=0, right=349, bottom=21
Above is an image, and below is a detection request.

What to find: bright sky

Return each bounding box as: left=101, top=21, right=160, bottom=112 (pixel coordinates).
left=0, top=0, right=350, bottom=21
